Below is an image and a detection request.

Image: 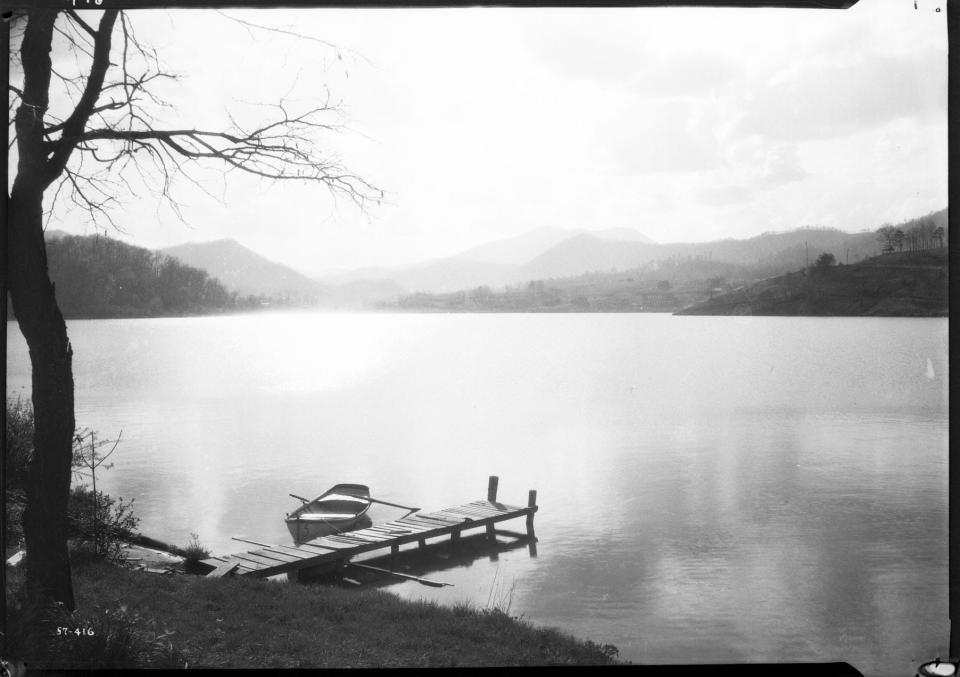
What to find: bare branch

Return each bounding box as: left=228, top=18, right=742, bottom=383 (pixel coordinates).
left=53, top=20, right=94, bottom=60
left=42, top=10, right=119, bottom=188
left=22, top=8, right=380, bottom=234
left=65, top=10, right=97, bottom=39
left=45, top=100, right=124, bottom=135
left=214, top=10, right=340, bottom=53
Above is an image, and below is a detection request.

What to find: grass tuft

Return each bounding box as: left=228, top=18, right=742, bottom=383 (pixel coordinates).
left=178, top=532, right=211, bottom=573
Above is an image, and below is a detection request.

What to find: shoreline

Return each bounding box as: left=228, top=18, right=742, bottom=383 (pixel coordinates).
left=6, top=556, right=625, bottom=669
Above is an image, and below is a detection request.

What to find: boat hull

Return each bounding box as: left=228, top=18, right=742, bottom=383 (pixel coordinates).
left=285, top=483, right=372, bottom=544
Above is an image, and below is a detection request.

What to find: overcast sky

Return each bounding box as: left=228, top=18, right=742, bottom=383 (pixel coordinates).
left=36, top=1, right=947, bottom=274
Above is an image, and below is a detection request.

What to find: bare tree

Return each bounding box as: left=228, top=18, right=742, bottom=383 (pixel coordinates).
left=7, top=9, right=379, bottom=612
left=876, top=224, right=896, bottom=255
left=933, top=225, right=945, bottom=248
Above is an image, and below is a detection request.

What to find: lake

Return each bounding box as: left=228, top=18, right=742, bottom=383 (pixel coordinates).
left=6, top=312, right=949, bottom=674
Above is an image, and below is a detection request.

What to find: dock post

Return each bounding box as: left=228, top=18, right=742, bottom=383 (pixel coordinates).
left=486, top=476, right=499, bottom=541
left=526, top=490, right=538, bottom=557
left=487, top=476, right=499, bottom=501
left=526, top=490, right=537, bottom=537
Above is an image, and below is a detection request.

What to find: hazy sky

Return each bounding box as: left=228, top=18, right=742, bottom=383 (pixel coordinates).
left=36, top=1, right=947, bottom=274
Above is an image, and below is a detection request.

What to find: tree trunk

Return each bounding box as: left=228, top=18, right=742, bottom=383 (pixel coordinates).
left=8, top=185, right=77, bottom=612
left=8, top=9, right=77, bottom=612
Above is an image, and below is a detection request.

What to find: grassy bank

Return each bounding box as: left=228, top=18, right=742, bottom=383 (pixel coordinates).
left=6, top=560, right=623, bottom=669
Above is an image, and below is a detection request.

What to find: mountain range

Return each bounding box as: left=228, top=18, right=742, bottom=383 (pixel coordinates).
left=309, top=224, right=895, bottom=303
left=58, top=208, right=944, bottom=309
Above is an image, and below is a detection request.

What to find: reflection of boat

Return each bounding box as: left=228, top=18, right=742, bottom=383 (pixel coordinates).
left=285, top=484, right=372, bottom=543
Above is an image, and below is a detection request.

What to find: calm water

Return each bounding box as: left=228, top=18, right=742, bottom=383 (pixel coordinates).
left=6, top=313, right=949, bottom=674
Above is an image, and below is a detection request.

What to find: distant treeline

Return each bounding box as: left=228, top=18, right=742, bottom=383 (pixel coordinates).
left=393, top=259, right=753, bottom=313
left=876, top=210, right=948, bottom=254
left=678, top=248, right=948, bottom=317
left=35, top=234, right=258, bottom=319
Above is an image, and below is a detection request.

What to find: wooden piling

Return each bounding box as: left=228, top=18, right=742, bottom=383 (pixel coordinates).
left=486, top=476, right=499, bottom=541
left=487, top=476, right=499, bottom=501
left=526, top=490, right=537, bottom=538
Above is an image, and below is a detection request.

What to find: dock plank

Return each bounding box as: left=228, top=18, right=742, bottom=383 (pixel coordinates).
left=325, top=535, right=380, bottom=545
left=258, top=544, right=314, bottom=559
left=440, top=506, right=486, bottom=516
left=207, top=560, right=240, bottom=578
left=443, top=506, right=495, bottom=518
left=467, top=501, right=511, bottom=514
left=436, top=511, right=480, bottom=521
left=471, top=500, right=516, bottom=512
left=379, top=523, right=434, bottom=534
left=344, top=530, right=393, bottom=541
left=200, top=556, right=256, bottom=574
left=474, top=500, right=524, bottom=513
left=399, top=517, right=460, bottom=531
left=300, top=539, right=352, bottom=551
left=396, top=515, right=446, bottom=526
left=251, top=548, right=303, bottom=563
left=230, top=552, right=280, bottom=568
left=414, top=513, right=471, bottom=524
left=456, top=501, right=498, bottom=512
left=366, top=526, right=418, bottom=536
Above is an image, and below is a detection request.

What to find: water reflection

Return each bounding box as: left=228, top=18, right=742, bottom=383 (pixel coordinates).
left=5, top=313, right=948, bottom=675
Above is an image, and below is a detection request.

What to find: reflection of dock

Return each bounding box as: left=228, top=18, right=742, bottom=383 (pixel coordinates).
left=339, top=530, right=537, bottom=589
left=199, top=477, right=537, bottom=581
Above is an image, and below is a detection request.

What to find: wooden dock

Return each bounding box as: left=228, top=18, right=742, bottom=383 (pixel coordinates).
left=199, top=477, right=537, bottom=582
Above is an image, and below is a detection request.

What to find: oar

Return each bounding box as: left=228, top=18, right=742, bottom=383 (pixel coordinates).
left=290, top=492, right=419, bottom=513
left=348, top=562, right=452, bottom=588
left=290, top=494, right=420, bottom=512
left=363, top=496, right=419, bottom=512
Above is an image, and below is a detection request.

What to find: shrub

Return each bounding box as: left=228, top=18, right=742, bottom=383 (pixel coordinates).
left=67, top=487, right=140, bottom=563
left=5, top=398, right=139, bottom=562
left=814, top=252, right=836, bottom=270
left=6, top=397, right=33, bottom=549
left=5, top=396, right=34, bottom=489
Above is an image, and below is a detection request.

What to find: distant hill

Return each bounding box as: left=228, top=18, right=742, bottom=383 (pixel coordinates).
left=162, top=239, right=327, bottom=302
left=316, top=258, right=520, bottom=297
left=676, top=249, right=948, bottom=317
left=39, top=234, right=245, bottom=319
left=521, top=233, right=662, bottom=280
left=453, top=226, right=654, bottom=265
left=313, top=226, right=657, bottom=296
left=519, top=228, right=883, bottom=282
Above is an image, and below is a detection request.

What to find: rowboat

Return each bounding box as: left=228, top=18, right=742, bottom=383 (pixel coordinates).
left=285, top=484, right=373, bottom=544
